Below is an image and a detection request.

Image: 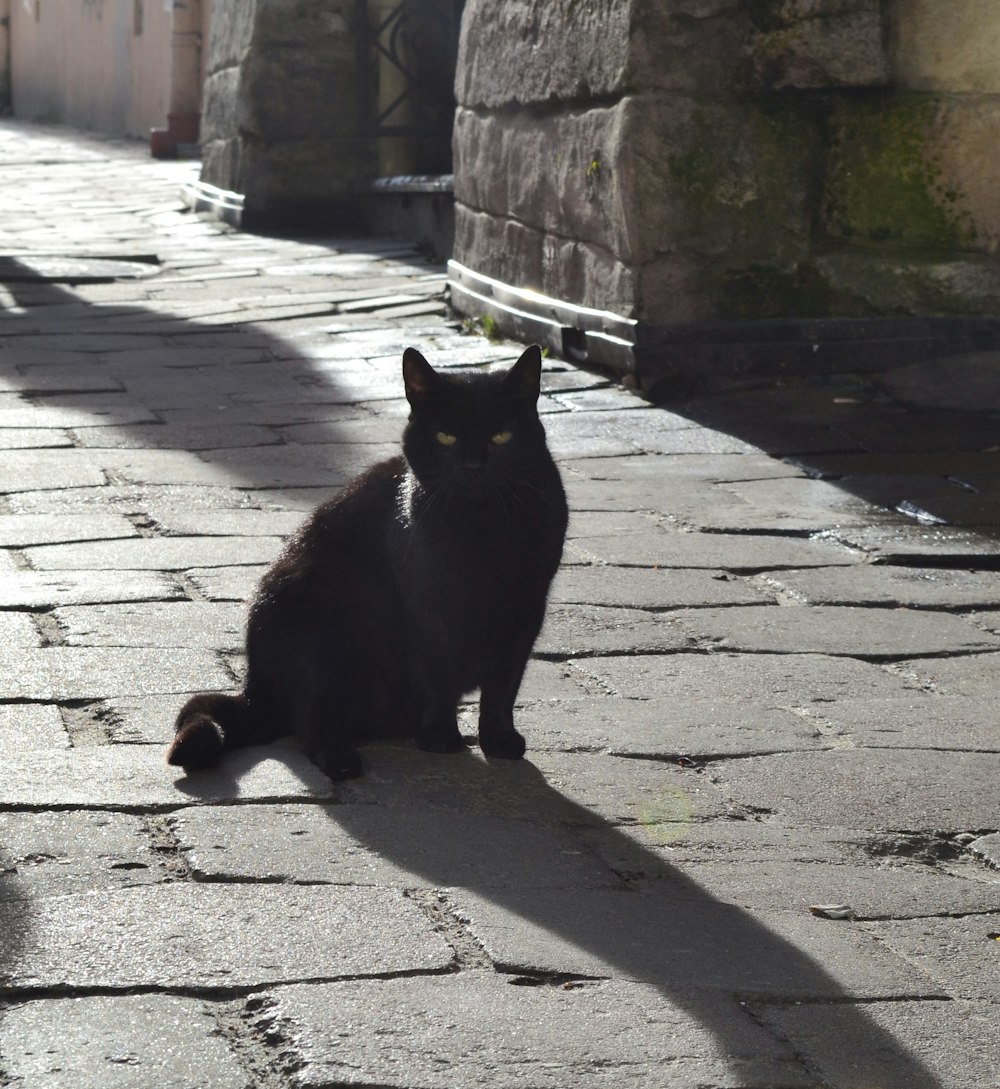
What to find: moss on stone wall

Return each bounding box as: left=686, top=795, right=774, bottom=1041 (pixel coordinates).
left=823, top=94, right=977, bottom=249
left=717, top=262, right=867, bottom=320
left=663, top=98, right=818, bottom=259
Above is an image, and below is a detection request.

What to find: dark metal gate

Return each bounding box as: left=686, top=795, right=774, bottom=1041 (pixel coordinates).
left=356, top=0, right=465, bottom=176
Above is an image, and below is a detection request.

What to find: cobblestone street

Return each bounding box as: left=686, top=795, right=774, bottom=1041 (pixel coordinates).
left=1, top=120, right=997, bottom=1088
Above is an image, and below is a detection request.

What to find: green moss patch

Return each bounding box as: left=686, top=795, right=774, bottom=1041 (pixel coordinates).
left=824, top=95, right=976, bottom=249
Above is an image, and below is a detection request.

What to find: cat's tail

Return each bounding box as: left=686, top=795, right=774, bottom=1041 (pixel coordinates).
left=166, top=692, right=273, bottom=769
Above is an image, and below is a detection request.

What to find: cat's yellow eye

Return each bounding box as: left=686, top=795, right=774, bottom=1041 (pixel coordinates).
left=491, top=430, right=513, bottom=445
left=435, top=431, right=458, bottom=446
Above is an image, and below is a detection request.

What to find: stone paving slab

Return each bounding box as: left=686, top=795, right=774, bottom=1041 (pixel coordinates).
left=759, top=564, right=1000, bottom=608
left=536, top=604, right=690, bottom=656
left=268, top=975, right=811, bottom=1089
left=674, top=859, right=999, bottom=919
left=443, top=887, right=939, bottom=999
left=754, top=997, right=1000, bottom=1089
left=563, top=453, right=807, bottom=488
left=818, top=525, right=1000, bottom=562
left=24, top=535, right=284, bottom=571
left=0, top=611, right=42, bottom=647
left=815, top=695, right=1000, bottom=751
left=148, top=508, right=301, bottom=537
left=0, top=705, right=68, bottom=753
left=566, top=530, right=862, bottom=569
left=0, top=427, right=74, bottom=449
left=863, top=913, right=1000, bottom=1002
left=54, top=601, right=245, bottom=649
left=0, top=811, right=160, bottom=899
left=570, top=652, right=922, bottom=704
left=4, top=745, right=333, bottom=809
left=0, top=995, right=249, bottom=1089
left=706, top=750, right=1000, bottom=831
left=0, top=512, right=139, bottom=546
left=515, top=697, right=826, bottom=758
left=72, top=420, right=281, bottom=451
left=1, top=883, right=453, bottom=991
left=0, top=452, right=107, bottom=491
left=187, top=564, right=269, bottom=601
left=6, top=483, right=267, bottom=515
left=101, top=693, right=188, bottom=744
left=891, top=650, right=1000, bottom=697
left=673, top=605, right=1000, bottom=658
left=0, top=569, right=184, bottom=608
left=171, top=802, right=622, bottom=890
left=0, top=646, right=230, bottom=700
left=551, top=564, right=773, bottom=608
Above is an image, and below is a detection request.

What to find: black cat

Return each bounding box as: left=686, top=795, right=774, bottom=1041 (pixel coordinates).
left=167, top=345, right=567, bottom=780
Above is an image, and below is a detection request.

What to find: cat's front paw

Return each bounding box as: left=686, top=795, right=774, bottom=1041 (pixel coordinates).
left=479, top=726, right=527, bottom=760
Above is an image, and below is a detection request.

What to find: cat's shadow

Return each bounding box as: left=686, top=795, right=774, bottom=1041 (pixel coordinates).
left=177, top=741, right=944, bottom=1089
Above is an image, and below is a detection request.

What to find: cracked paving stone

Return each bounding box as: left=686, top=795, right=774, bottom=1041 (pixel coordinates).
left=550, top=565, right=773, bottom=609
left=759, top=564, right=1000, bottom=609
left=54, top=601, right=246, bottom=649
left=1, top=883, right=452, bottom=990
left=535, top=604, right=691, bottom=656
left=566, top=530, right=861, bottom=569
left=171, top=803, right=620, bottom=890
left=707, top=750, right=1000, bottom=831
left=0, top=812, right=160, bottom=899
left=0, top=704, right=68, bottom=753
left=570, top=652, right=922, bottom=704
left=672, top=605, right=1000, bottom=658
left=269, top=975, right=811, bottom=1089
left=147, top=507, right=302, bottom=537
left=0, top=995, right=249, bottom=1089
left=0, top=610, right=43, bottom=647
left=101, top=693, right=188, bottom=744
left=891, top=650, right=1000, bottom=698
left=186, top=564, right=269, bottom=601
left=0, top=403, right=159, bottom=430
left=0, top=646, right=231, bottom=699
left=518, top=659, right=598, bottom=702
left=755, top=997, right=1000, bottom=1089
left=668, top=859, right=999, bottom=920
left=0, top=428, right=74, bottom=449
left=815, top=695, right=1000, bottom=751
left=443, top=887, right=936, bottom=999
left=968, top=832, right=1000, bottom=868
left=0, top=569, right=184, bottom=608
left=5, top=743, right=334, bottom=808
left=864, top=914, right=1000, bottom=1003
left=24, top=535, right=284, bottom=571
left=0, top=511, right=139, bottom=546
left=6, top=484, right=267, bottom=516
left=514, top=697, right=826, bottom=758
left=818, top=525, right=1000, bottom=563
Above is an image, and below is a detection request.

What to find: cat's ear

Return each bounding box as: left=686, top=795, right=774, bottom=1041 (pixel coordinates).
left=402, top=347, right=440, bottom=407
left=503, top=344, right=542, bottom=403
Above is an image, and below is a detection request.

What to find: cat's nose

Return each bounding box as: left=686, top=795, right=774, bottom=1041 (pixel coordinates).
left=460, top=452, right=488, bottom=472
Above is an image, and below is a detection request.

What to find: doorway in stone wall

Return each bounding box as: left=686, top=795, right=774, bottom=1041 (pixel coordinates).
left=357, top=0, right=464, bottom=255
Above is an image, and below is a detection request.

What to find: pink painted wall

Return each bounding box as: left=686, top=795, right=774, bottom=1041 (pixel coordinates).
left=9, top=0, right=180, bottom=137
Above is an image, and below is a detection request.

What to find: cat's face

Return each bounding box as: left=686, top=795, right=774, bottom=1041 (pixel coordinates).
left=401, top=346, right=546, bottom=498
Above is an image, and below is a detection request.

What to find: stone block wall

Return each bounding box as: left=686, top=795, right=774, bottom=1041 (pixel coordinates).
left=451, top=0, right=1000, bottom=342
left=200, top=0, right=374, bottom=224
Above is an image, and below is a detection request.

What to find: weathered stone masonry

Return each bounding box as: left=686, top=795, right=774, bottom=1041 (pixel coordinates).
left=448, top=0, right=1000, bottom=382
